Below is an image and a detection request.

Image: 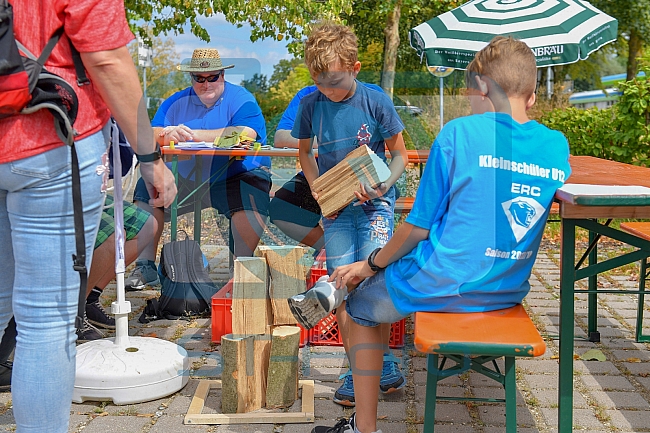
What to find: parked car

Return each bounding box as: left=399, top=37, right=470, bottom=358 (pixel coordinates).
left=394, top=105, right=423, bottom=116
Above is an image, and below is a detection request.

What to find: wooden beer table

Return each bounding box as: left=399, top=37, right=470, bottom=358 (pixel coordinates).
left=161, top=146, right=429, bottom=242
left=555, top=155, right=650, bottom=432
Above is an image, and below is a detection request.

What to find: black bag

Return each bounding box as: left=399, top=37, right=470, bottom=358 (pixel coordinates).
left=0, top=1, right=84, bottom=145
left=139, top=232, right=217, bottom=322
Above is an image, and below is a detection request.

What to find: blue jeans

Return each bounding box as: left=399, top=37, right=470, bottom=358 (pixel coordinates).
left=345, top=270, right=407, bottom=327
left=0, top=132, right=107, bottom=432
left=322, top=187, right=396, bottom=275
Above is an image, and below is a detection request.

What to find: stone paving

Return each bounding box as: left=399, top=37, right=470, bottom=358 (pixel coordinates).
left=0, top=246, right=649, bottom=432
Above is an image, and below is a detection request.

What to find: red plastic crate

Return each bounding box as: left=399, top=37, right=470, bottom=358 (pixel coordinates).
left=309, top=313, right=405, bottom=348
left=306, top=258, right=406, bottom=349
left=211, top=279, right=308, bottom=346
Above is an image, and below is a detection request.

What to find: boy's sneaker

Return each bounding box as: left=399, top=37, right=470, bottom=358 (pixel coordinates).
left=124, top=260, right=160, bottom=291
left=333, top=370, right=355, bottom=407
left=311, top=413, right=356, bottom=433
left=76, top=316, right=104, bottom=343
left=333, top=354, right=405, bottom=407
left=86, top=299, right=116, bottom=330
left=0, top=361, right=11, bottom=392
left=380, top=353, right=406, bottom=394
left=287, top=276, right=345, bottom=329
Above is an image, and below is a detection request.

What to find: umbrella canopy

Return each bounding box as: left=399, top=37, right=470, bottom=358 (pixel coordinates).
left=410, top=0, right=618, bottom=70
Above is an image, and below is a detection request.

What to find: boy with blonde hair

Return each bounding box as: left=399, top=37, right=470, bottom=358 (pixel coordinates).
left=320, top=36, right=571, bottom=433
left=288, top=23, right=409, bottom=408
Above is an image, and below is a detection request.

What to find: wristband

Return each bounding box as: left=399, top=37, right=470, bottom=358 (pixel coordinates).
left=136, top=144, right=162, bottom=163
left=367, top=247, right=385, bottom=273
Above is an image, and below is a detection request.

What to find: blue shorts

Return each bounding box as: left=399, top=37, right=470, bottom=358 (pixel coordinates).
left=323, top=186, right=396, bottom=275
left=344, top=270, right=407, bottom=327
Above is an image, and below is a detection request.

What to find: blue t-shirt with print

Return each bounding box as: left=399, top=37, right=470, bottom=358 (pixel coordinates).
left=385, top=112, right=571, bottom=315
left=276, top=83, right=384, bottom=134
left=291, top=81, right=404, bottom=175
left=152, top=82, right=268, bottom=183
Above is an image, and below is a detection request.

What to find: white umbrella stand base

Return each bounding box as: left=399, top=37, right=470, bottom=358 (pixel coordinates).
left=73, top=336, right=189, bottom=405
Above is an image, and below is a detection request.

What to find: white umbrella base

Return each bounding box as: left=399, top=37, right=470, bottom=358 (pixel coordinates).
left=73, top=336, right=189, bottom=405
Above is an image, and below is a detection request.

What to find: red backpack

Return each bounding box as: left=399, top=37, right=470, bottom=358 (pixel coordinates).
left=0, top=0, right=84, bottom=145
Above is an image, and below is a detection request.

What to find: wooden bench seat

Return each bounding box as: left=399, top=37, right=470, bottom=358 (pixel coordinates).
left=618, top=222, right=650, bottom=342
left=414, top=304, right=545, bottom=432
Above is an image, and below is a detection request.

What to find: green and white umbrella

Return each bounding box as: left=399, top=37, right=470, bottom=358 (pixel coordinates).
left=410, top=0, right=618, bottom=70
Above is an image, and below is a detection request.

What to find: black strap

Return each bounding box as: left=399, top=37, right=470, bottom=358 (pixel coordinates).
left=70, top=144, right=87, bottom=329
left=69, top=40, right=89, bottom=86
left=36, top=27, right=64, bottom=66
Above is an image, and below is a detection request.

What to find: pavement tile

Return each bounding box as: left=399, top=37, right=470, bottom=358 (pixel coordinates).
left=620, top=362, right=650, bottom=375
left=580, top=374, right=636, bottom=391
left=414, top=401, right=472, bottom=424
left=605, top=409, right=650, bottom=431
left=477, top=404, right=536, bottom=427
left=150, top=415, right=212, bottom=432
left=78, top=415, right=151, bottom=432
left=530, top=389, right=588, bottom=408
left=540, top=408, right=605, bottom=430
left=574, top=361, right=622, bottom=375
left=524, top=374, right=559, bottom=390
left=589, top=390, right=650, bottom=409
left=68, top=414, right=89, bottom=433
left=213, top=424, right=275, bottom=433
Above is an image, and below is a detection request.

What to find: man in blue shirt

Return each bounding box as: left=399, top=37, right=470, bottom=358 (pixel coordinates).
left=127, top=49, right=271, bottom=289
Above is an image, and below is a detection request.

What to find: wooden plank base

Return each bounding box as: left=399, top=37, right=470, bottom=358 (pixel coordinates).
left=184, top=380, right=315, bottom=425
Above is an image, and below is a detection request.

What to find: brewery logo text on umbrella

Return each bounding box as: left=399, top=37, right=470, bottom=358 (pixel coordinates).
left=410, top=0, right=618, bottom=69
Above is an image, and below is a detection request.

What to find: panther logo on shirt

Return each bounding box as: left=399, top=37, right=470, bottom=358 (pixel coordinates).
left=501, top=197, right=545, bottom=242
left=509, top=200, right=536, bottom=228
left=357, top=124, right=371, bottom=146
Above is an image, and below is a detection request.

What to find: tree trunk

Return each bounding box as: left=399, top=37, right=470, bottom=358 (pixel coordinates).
left=221, top=333, right=272, bottom=413
left=627, top=29, right=643, bottom=81
left=380, top=0, right=402, bottom=101
left=265, top=326, right=301, bottom=408
left=255, top=246, right=308, bottom=325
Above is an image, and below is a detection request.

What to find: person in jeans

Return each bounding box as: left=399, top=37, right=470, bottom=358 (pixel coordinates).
left=0, top=1, right=176, bottom=431
left=287, top=23, right=409, bottom=408
left=274, top=84, right=406, bottom=407
left=0, top=195, right=157, bottom=390
left=126, top=48, right=270, bottom=290
left=318, top=36, right=571, bottom=433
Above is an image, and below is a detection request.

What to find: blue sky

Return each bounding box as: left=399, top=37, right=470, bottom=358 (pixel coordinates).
left=171, top=14, right=293, bottom=84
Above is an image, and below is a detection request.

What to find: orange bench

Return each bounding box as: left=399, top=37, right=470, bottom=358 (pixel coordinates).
left=394, top=197, right=414, bottom=216
left=414, top=304, right=546, bottom=432
left=618, top=222, right=650, bottom=342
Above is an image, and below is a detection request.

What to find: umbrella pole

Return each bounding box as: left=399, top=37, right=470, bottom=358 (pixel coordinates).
left=73, top=121, right=189, bottom=405
left=440, top=76, right=444, bottom=130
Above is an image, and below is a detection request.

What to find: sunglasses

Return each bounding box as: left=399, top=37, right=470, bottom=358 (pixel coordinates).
left=191, top=71, right=223, bottom=83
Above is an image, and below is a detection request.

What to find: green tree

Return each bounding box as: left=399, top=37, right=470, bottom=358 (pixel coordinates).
left=241, top=73, right=269, bottom=94
left=269, top=58, right=305, bottom=89
left=129, top=36, right=189, bottom=118
left=590, top=0, right=650, bottom=80
left=125, top=1, right=353, bottom=50
left=343, top=0, right=462, bottom=99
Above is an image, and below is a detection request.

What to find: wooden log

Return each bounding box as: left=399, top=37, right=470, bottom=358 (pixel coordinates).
left=232, top=257, right=272, bottom=335
left=312, top=145, right=392, bottom=217
left=220, top=333, right=272, bottom=413
left=220, top=334, right=253, bottom=413
left=256, top=246, right=309, bottom=325
left=265, top=326, right=301, bottom=408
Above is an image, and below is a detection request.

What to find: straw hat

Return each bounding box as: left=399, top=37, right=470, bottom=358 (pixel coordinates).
left=177, top=48, right=235, bottom=72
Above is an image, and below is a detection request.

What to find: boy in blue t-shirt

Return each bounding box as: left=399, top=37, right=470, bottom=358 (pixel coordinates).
left=316, top=37, right=572, bottom=433
left=286, top=24, right=409, bottom=409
